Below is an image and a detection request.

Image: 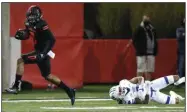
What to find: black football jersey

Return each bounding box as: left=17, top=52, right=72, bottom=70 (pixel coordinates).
left=25, top=19, right=56, bottom=54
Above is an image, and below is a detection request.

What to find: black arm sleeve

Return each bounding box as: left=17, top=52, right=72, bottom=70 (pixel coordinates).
left=41, top=29, right=56, bottom=55
left=42, top=39, right=55, bottom=55
left=36, top=20, right=56, bottom=55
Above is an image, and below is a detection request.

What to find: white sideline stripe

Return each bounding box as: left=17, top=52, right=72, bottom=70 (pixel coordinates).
left=78, top=97, right=97, bottom=98
left=164, top=110, right=184, bottom=112
left=41, top=107, right=136, bottom=110
left=2, top=99, right=112, bottom=103
left=40, top=106, right=185, bottom=110
left=36, top=97, right=97, bottom=99
left=140, top=106, right=185, bottom=109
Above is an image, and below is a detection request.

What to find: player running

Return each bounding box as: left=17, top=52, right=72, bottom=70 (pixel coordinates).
left=5, top=5, right=75, bottom=105
left=109, top=75, right=185, bottom=104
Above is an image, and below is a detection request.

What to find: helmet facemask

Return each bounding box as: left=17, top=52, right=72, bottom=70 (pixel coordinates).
left=109, top=86, right=121, bottom=100
left=26, top=5, right=42, bottom=25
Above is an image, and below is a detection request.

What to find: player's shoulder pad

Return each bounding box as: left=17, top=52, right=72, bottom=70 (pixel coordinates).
left=35, top=19, right=49, bottom=31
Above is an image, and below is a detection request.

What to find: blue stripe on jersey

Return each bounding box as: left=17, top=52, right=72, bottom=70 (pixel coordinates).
left=150, top=87, right=156, bottom=97
left=136, top=85, right=144, bottom=92
left=164, top=76, right=169, bottom=84
left=166, top=96, right=170, bottom=104
left=136, top=86, right=139, bottom=91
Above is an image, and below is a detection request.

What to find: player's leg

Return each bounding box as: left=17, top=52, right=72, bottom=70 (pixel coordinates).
left=137, top=56, right=146, bottom=78
left=174, top=54, right=185, bottom=86
left=5, top=51, right=37, bottom=94
left=37, top=56, right=75, bottom=105
left=145, top=55, right=155, bottom=81
left=152, top=91, right=181, bottom=104
left=177, top=54, right=185, bottom=78
left=151, top=75, right=180, bottom=90
left=174, top=60, right=185, bottom=86
left=14, top=58, right=24, bottom=88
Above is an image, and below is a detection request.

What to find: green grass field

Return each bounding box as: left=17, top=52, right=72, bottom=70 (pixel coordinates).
left=2, top=85, right=185, bottom=112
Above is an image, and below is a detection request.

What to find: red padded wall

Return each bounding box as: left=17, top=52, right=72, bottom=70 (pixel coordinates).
left=10, top=3, right=83, bottom=38
left=83, top=40, right=136, bottom=83
left=10, top=3, right=84, bottom=88
left=83, top=39, right=177, bottom=83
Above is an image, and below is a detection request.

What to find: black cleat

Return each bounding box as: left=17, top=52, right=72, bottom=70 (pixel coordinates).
left=66, top=88, right=76, bottom=106
left=5, top=87, right=18, bottom=94
left=5, top=81, right=22, bottom=94
left=70, top=89, right=76, bottom=106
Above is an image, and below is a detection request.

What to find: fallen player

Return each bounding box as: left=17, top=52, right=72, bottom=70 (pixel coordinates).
left=109, top=75, right=185, bottom=104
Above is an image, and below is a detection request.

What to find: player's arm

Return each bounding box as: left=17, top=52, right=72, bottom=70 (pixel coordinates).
left=134, top=95, right=149, bottom=104
left=129, top=76, right=144, bottom=84
left=119, top=77, right=144, bottom=86
left=42, top=31, right=56, bottom=55
left=35, top=22, right=56, bottom=60
left=40, top=24, right=56, bottom=55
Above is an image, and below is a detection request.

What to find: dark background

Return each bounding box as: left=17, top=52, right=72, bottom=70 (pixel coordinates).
left=84, top=3, right=185, bottom=39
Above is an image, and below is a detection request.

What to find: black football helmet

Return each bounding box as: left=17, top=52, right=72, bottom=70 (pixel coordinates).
left=26, top=5, right=42, bottom=24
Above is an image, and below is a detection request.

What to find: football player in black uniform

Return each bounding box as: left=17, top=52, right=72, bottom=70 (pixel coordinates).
left=5, top=5, right=76, bottom=105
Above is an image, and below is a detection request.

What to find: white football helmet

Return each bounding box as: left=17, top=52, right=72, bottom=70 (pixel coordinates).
left=109, top=85, right=120, bottom=100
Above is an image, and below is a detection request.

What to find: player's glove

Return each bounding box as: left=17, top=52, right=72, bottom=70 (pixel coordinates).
left=15, top=29, right=30, bottom=40
left=142, top=94, right=149, bottom=104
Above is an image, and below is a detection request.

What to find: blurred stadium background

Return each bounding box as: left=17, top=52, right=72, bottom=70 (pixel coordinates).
left=2, top=2, right=185, bottom=112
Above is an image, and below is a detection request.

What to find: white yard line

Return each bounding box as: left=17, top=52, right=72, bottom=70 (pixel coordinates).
left=77, top=97, right=98, bottom=98
left=140, top=106, right=185, bottom=109
left=36, top=97, right=97, bottom=99
left=163, top=110, right=184, bottom=112
left=3, top=98, right=185, bottom=111
left=41, top=107, right=137, bottom=110
left=40, top=106, right=185, bottom=110
left=2, top=98, right=112, bottom=103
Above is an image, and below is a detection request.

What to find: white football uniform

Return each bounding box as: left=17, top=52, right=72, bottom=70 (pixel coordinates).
left=119, top=76, right=177, bottom=104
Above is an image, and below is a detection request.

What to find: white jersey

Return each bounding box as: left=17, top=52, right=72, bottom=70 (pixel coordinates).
left=118, top=79, right=148, bottom=104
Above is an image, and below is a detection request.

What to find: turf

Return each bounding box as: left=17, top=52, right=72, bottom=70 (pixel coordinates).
left=2, top=85, right=185, bottom=112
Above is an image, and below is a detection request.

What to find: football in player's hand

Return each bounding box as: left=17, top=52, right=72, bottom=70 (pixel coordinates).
left=15, top=29, right=29, bottom=40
